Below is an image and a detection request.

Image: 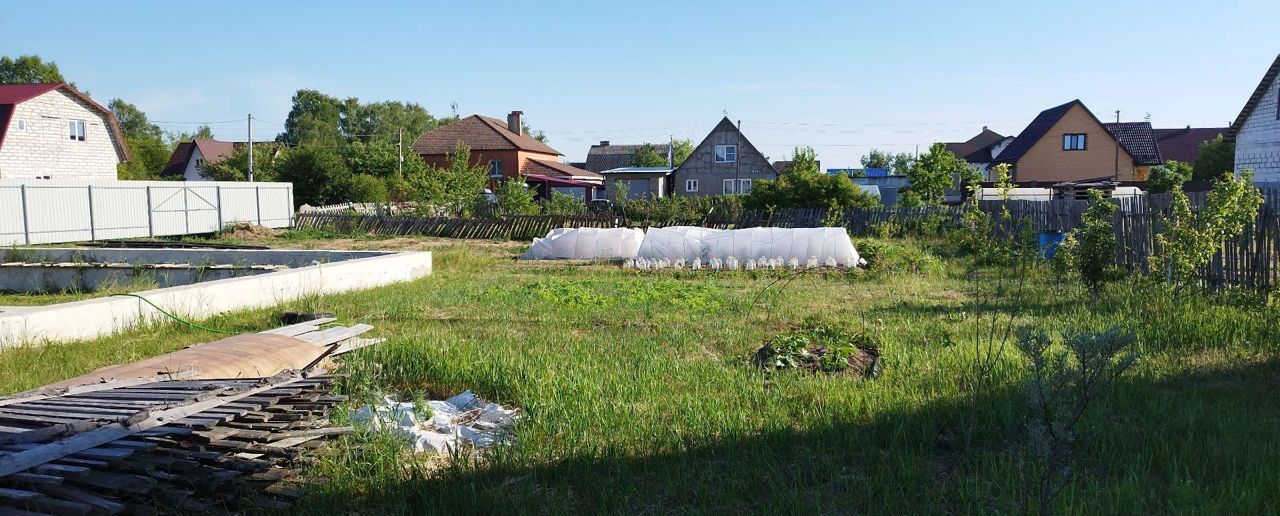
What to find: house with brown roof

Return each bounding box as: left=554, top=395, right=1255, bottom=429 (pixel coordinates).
left=1153, top=126, right=1229, bottom=164
left=0, top=83, right=130, bottom=180
left=942, top=127, right=1013, bottom=174
left=411, top=111, right=603, bottom=191
left=994, top=100, right=1162, bottom=183
left=162, top=139, right=237, bottom=181
left=1229, top=54, right=1280, bottom=183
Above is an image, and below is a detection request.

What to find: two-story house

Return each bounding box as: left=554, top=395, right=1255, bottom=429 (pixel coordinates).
left=412, top=111, right=603, bottom=188
left=994, top=100, right=1162, bottom=183
left=0, top=83, right=129, bottom=180
left=670, top=117, right=776, bottom=196
left=1229, top=54, right=1280, bottom=183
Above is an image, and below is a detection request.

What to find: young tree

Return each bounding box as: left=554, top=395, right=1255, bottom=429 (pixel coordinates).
left=543, top=191, right=585, bottom=215
left=495, top=176, right=539, bottom=215
left=898, top=143, right=963, bottom=206
left=1192, top=134, right=1234, bottom=181
left=408, top=142, right=489, bottom=216
left=199, top=144, right=284, bottom=182
left=348, top=174, right=389, bottom=202
left=1147, top=160, right=1193, bottom=193
left=1153, top=171, right=1264, bottom=289
left=629, top=143, right=668, bottom=167
left=0, top=55, right=64, bottom=84
left=275, top=145, right=351, bottom=206
left=671, top=139, right=694, bottom=166
left=860, top=149, right=892, bottom=169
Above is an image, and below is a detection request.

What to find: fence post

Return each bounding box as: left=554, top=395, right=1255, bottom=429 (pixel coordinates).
left=182, top=186, right=190, bottom=234
left=87, top=184, right=96, bottom=241
left=19, top=184, right=30, bottom=245
left=255, top=185, right=262, bottom=226
left=215, top=185, right=223, bottom=231
left=145, top=185, right=154, bottom=237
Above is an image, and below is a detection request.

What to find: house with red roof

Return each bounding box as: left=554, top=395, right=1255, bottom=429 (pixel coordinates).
left=0, top=83, right=130, bottom=180
left=411, top=110, right=602, bottom=200
left=161, top=139, right=265, bottom=181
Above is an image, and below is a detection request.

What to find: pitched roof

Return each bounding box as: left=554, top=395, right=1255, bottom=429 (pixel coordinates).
left=674, top=117, right=778, bottom=176
left=1228, top=54, right=1280, bottom=139
left=943, top=128, right=1007, bottom=163
left=524, top=158, right=604, bottom=182
left=1102, top=122, right=1162, bottom=166
left=161, top=139, right=241, bottom=177
left=411, top=115, right=560, bottom=156
left=1153, top=127, right=1228, bottom=164
left=523, top=173, right=597, bottom=188
left=0, top=83, right=130, bottom=161
left=995, top=100, right=1082, bottom=164
left=583, top=142, right=671, bottom=172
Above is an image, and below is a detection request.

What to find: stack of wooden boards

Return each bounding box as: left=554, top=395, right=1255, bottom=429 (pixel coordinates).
left=0, top=319, right=380, bottom=514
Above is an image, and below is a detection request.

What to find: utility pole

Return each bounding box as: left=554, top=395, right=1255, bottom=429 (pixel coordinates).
left=668, top=134, right=674, bottom=168
left=397, top=128, right=404, bottom=179
left=247, top=114, right=254, bottom=182
left=1114, top=110, right=1120, bottom=182
left=735, top=120, right=742, bottom=195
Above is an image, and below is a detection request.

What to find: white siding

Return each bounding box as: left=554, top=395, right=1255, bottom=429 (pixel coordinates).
left=1235, top=78, right=1280, bottom=182
left=183, top=146, right=207, bottom=181
left=0, top=89, right=123, bottom=180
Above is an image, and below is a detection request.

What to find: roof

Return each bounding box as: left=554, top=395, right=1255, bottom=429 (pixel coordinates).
left=0, top=83, right=130, bottom=162
left=943, top=128, right=1007, bottom=163
left=411, top=115, right=560, bottom=156
left=995, top=100, right=1082, bottom=164
left=524, top=158, right=605, bottom=182
left=599, top=166, right=673, bottom=175
left=674, top=117, right=778, bottom=176
left=1228, top=54, right=1280, bottom=139
left=523, top=173, right=597, bottom=188
left=1153, top=127, right=1228, bottom=164
left=161, top=139, right=241, bottom=177
left=583, top=142, right=671, bottom=172
left=1102, top=122, right=1162, bottom=165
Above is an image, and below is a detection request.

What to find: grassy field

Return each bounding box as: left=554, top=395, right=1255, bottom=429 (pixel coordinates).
left=2, top=233, right=1278, bottom=515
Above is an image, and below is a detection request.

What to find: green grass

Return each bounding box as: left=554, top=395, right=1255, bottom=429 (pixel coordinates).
left=0, top=276, right=159, bottom=307
left=1, top=237, right=1277, bottom=514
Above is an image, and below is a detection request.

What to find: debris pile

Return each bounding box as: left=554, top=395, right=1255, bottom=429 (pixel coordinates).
left=352, top=391, right=518, bottom=455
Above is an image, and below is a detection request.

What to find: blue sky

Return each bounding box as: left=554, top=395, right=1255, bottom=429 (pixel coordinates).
left=3, top=0, right=1277, bottom=167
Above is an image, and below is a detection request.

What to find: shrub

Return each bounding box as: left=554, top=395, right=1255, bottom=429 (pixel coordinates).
left=752, top=323, right=880, bottom=377
left=744, top=147, right=879, bottom=213
left=495, top=177, right=539, bottom=216
left=1147, top=161, right=1192, bottom=193
left=1061, top=190, right=1117, bottom=297
left=348, top=174, right=388, bottom=202
left=542, top=191, right=585, bottom=215
left=1153, top=171, right=1264, bottom=290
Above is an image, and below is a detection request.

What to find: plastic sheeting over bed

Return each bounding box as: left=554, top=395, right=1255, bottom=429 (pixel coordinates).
left=637, top=226, right=861, bottom=265
left=522, top=227, right=646, bottom=260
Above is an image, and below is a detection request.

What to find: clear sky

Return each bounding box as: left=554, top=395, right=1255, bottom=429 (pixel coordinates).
left=3, top=0, right=1277, bottom=167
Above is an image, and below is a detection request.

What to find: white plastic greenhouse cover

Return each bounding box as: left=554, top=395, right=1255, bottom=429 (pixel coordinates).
left=522, top=227, right=646, bottom=260
left=637, top=226, right=861, bottom=264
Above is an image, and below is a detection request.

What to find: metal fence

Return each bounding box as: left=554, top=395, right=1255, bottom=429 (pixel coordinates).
left=0, top=179, right=294, bottom=246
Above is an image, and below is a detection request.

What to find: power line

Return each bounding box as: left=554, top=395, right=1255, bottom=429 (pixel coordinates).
left=151, top=118, right=247, bottom=125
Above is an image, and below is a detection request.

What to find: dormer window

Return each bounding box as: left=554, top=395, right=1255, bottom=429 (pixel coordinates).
left=1062, top=134, right=1086, bottom=151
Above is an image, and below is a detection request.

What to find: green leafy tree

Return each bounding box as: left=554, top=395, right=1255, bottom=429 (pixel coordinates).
left=495, top=176, right=539, bottom=215
left=280, top=89, right=345, bottom=147
left=1153, top=171, right=1264, bottom=290
left=275, top=144, right=352, bottom=206
left=345, top=100, right=439, bottom=145
left=345, top=140, right=428, bottom=178
left=1147, top=160, right=1193, bottom=193
left=898, top=143, right=963, bottom=207
left=108, top=99, right=162, bottom=140
left=117, top=136, right=171, bottom=180
left=891, top=152, right=916, bottom=176
left=1192, top=134, right=1234, bottom=181
left=671, top=139, right=694, bottom=166
left=745, top=147, right=879, bottom=212
left=348, top=174, right=389, bottom=202
left=1067, top=190, right=1118, bottom=297
left=409, top=142, right=489, bottom=216
left=612, top=180, right=631, bottom=204
left=629, top=143, right=668, bottom=167
left=860, top=149, right=892, bottom=169
left=0, top=55, right=64, bottom=84
left=199, top=143, right=285, bottom=182
left=543, top=191, right=585, bottom=215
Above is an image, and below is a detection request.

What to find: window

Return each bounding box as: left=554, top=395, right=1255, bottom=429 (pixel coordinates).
left=685, top=179, right=699, bottom=192
left=15, top=119, right=26, bottom=131
left=714, top=144, right=736, bottom=163
left=723, top=179, right=735, bottom=194
left=1062, top=134, right=1086, bottom=151
left=68, top=120, right=86, bottom=142
left=489, top=160, right=503, bottom=177
left=740, top=178, right=752, bottom=193
left=194, top=159, right=204, bottom=168
left=722, top=178, right=753, bottom=195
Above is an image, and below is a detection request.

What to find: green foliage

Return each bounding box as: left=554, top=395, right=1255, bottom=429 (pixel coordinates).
left=671, top=139, right=694, bottom=166
left=408, top=142, right=488, bottom=216
left=611, top=180, right=630, bottom=205
left=745, top=147, right=879, bottom=212
left=107, top=99, right=162, bottom=140
left=275, top=144, right=352, bottom=206
left=117, top=136, right=172, bottom=180
left=898, top=143, right=964, bottom=207
left=1063, top=190, right=1118, bottom=295
left=855, top=238, right=945, bottom=275
left=0, top=55, right=64, bottom=84
left=280, top=89, right=345, bottom=147
left=1192, top=134, right=1234, bottom=181
left=198, top=143, right=285, bottom=182
left=345, top=140, right=427, bottom=179
left=542, top=191, right=586, bottom=215
left=620, top=196, right=743, bottom=226
left=1154, top=171, right=1265, bottom=289
left=629, top=143, right=668, bottom=167
left=495, top=177, right=539, bottom=216
left=1147, top=160, right=1193, bottom=193
left=383, top=176, right=414, bottom=203
left=753, top=323, right=880, bottom=374
left=891, top=152, right=916, bottom=176
left=348, top=174, right=389, bottom=202
left=860, top=149, right=892, bottom=169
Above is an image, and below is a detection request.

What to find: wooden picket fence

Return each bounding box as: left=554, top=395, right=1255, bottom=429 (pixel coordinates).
left=293, top=212, right=617, bottom=241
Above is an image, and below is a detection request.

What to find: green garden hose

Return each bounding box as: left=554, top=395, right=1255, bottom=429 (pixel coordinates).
left=110, top=293, right=238, bottom=334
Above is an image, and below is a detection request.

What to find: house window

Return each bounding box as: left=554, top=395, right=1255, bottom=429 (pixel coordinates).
left=489, top=160, right=503, bottom=177
left=714, top=145, right=736, bottom=163
left=15, top=119, right=26, bottom=131
left=740, top=178, right=752, bottom=193
left=1062, top=134, right=1086, bottom=151
left=722, top=178, right=753, bottom=195
left=68, top=120, right=86, bottom=142
left=685, top=179, right=699, bottom=192
left=194, top=159, right=204, bottom=169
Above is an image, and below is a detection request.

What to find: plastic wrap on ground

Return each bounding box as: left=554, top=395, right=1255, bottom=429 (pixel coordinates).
left=351, top=391, right=519, bottom=454
left=637, top=226, right=861, bottom=264
left=522, top=227, right=646, bottom=260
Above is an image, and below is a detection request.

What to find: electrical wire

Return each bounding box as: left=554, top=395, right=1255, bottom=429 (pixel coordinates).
left=110, top=293, right=238, bottom=334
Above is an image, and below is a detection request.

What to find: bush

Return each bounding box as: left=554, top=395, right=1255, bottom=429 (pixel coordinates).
left=855, top=239, right=944, bottom=275
left=752, top=323, right=880, bottom=377
left=1060, top=190, right=1118, bottom=296
left=348, top=174, right=388, bottom=202
left=276, top=144, right=352, bottom=206
left=1153, top=171, right=1264, bottom=290
left=542, top=191, right=585, bottom=215
left=495, top=177, right=538, bottom=216
left=1147, top=161, right=1192, bottom=193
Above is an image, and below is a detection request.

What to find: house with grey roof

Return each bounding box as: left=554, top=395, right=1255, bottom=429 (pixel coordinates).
left=1229, top=54, right=1280, bottom=183
left=583, top=141, right=672, bottom=172
left=670, top=117, right=776, bottom=197
left=942, top=127, right=1013, bottom=174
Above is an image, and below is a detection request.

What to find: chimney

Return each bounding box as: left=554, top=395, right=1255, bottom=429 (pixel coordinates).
left=599, top=140, right=610, bottom=146
left=507, top=111, right=523, bottom=135
left=982, top=125, right=988, bottom=131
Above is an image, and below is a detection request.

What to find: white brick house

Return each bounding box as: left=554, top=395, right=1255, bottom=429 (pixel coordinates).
left=0, top=83, right=129, bottom=180
left=1230, top=54, right=1280, bottom=183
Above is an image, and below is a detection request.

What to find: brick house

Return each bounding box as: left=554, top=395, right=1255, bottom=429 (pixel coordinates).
left=0, top=83, right=129, bottom=180
left=1229, top=54, right=1280, bottom=182
left=411, top=111, right=603, bottom=188
left=670, top=117, right=776, bottom=197
left=994, top=100, right=1162, bottom=183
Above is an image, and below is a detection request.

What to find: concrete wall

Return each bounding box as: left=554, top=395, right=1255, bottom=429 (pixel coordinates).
left=0, top=89, right=122, bottom=180
left=0, top=250, right=432, bottom=347
left=1235, top=77, right=1280, bottom=182
left=672, top=119, right=776, bottom=197
left=1014, top=104, right=1139, bottom=182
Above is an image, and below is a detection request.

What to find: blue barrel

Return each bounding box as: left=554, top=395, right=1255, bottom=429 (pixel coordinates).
left=1038, top=231, right=1066, bottom=260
